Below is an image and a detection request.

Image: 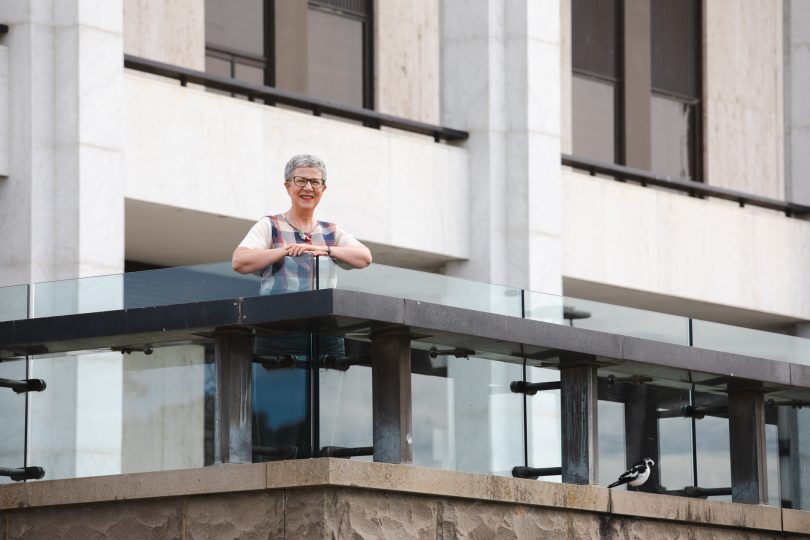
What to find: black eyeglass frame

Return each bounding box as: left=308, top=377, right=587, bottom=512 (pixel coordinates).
left=288, top=176, right=326, bottom=188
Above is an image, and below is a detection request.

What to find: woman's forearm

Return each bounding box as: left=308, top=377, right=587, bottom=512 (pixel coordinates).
left=331, top=245, right=372, bottom=269
left=231, top=247, right=288, bottom=274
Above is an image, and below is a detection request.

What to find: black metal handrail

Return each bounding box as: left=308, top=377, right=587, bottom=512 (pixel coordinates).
left=124, top=55, right=469, bottom=143
left=562, top=154, right=810, bottom=217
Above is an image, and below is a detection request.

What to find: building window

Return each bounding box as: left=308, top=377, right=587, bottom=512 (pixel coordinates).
left=651, top=0, right=701, bottom=181
left=571, top=0, right=702, bottom=181
left=205, top=0, right=272, bottom=88
left=204, top=0, right=373, bottom=109
left=572, top=0, right=619, bottom=164
left=307, top=0, right=373, bottom=109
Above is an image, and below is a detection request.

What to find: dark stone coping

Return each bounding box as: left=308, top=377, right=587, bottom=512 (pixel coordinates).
left=0, top=289, right=808, bottom=392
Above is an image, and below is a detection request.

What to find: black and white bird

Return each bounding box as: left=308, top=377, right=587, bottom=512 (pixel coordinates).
left=608, top=458, right=655, bottom=489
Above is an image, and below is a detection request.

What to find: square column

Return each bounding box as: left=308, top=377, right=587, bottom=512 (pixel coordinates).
left=559, top=353, right=598, bottom=484
left=371, top=329, right=412, bottom=464
left=728, top=386, right=768, bottom=504
left=214, top=329, right=254, bottom=464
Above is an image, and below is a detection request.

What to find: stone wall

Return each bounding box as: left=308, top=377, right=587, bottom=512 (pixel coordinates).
left=1, top=459, right=808, bottom=539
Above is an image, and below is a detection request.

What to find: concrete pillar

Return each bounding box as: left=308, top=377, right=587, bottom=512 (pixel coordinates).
left=441, top=0, right=563, bottom=296
left=0, top=0, right=126, bottom=480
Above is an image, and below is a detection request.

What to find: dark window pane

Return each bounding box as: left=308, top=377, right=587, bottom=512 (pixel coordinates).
left=572, top=0, right=618, bottom=79
left=651, top=95, right=696, bottom=179
left=651, top=0, right=699, bottom=98
left=205, top=0, right=265, bottom=56
left=307, top=8, right=364, bottom=107
left=572, top=75, right=616, bottom=163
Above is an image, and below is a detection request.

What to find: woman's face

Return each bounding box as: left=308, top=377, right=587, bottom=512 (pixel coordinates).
left=286, top=166, right=326, bottom=212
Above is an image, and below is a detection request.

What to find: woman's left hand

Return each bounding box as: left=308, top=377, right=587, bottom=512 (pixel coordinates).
left=286, top=244, right=328, bottom=257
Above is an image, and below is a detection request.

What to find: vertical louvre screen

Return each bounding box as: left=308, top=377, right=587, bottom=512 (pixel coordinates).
left=651, top=0, right=699, bottom=98
left=572, top=0, right=618, bottom=79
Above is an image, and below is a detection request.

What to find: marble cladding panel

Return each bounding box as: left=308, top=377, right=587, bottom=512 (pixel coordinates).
left=124, top=74, right=469, bottom=261
left=705, top=99, right=784, bottom=200
left=523, top=40, right=561, bottom=137
left=124, top=0, right=205, bottom=70
left=440, top=0, right=501, bottom=43
left=78, top=26, right=125, bottom=150
left=704, top=0, right=784, bottom=199
left=0, top=45, right=8, bottom=176
left=563, top=170, right=810, bottom=320
left=376, top=0, right=440, bottom=124
left=559, top=0, right=572, bottom=154
left=77, top=145, right=125, bottom=276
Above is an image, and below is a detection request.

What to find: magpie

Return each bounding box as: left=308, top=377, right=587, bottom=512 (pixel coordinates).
left=608, top=458, right=655, bottom=489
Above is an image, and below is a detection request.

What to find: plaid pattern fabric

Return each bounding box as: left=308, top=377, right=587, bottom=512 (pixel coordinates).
left=259, top=214, right=337, bottom=295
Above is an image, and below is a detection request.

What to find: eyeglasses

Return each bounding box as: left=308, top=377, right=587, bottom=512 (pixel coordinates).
left=289, top=176, right=325, bottom=189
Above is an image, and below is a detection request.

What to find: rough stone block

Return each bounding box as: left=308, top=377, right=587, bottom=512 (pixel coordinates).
left=5, top=498, right=183, bottom=539
left=325, top=488, right=438, bottom=539
left=185, top=491, right=283, bottom=539
left=437, top=499, right=568, bottom=539
left=284, top=487, right=327, bottom=539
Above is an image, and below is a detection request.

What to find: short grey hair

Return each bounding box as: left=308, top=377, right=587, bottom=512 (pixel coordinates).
left=284, top=154, right=327, bottom=182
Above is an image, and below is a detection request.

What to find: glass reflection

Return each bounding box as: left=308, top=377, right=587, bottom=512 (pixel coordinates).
left=651, top=94, right=696, bottom=180
left=0, top=284, right=28, bottom=322
left=307, top=8, right=364, bottom=107
left=572, top=75, right=616, bottom=164
left=318, top=338, right=372, bottom=456
left=777, top=405, right=810, bottom=510
left=205, top=0, right=265, bottom=56
left=122, top=345, right=210, bottom=473
left=412, top=345, right=523, bottom=476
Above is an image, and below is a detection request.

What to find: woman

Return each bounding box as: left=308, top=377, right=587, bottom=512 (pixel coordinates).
left=232, top=154, right=372, bottom=294
left=231, top=155, right=371, bottom=460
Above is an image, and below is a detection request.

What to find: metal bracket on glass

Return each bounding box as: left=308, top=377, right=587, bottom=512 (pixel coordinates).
left=252, top=445, right=298, bottom=460
left=512, top=466, right=563, bottom=479
left=0, top=466, right=45, bottom=481
left=606, top=374, right=653, bottom=385
left=252, top=354, right=298, bottom=369
left=767, top=399, right=810, bottom=409
left=672, top=486, right=732, bottom=498
left=319, top=355, right=372, bottom=371
left=0, top=377, right=46, bottom=394
left=112, top=345, right=153, bottom=355
left=320, top=446, right=374, bottom=458
left=509, top=380, right=561, bottom=396
left=657, top=405, right=728, bottom=419
left=428, top=346, right=474, bottom=359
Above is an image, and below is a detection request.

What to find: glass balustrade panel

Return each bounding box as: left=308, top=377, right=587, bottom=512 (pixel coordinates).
left=692, top=319, right=810, bottom=366
left=411, top=344, right=524, bottom=476
left=0, top=358, right=27, bottom=484
left=525, top=291, right=690, bottom=345
left=525, top=366, right=561, bottom=482
left=0, top=284, right=29, bottom=322
left=318, top=335, right=372, bottom=459
left=321, top=260, right=523, bottom=317
left=27, top=344, right=213, bottom=480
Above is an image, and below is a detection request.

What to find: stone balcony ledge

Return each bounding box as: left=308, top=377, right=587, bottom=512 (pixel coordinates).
left=1, top=459, right=808, bottom=538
